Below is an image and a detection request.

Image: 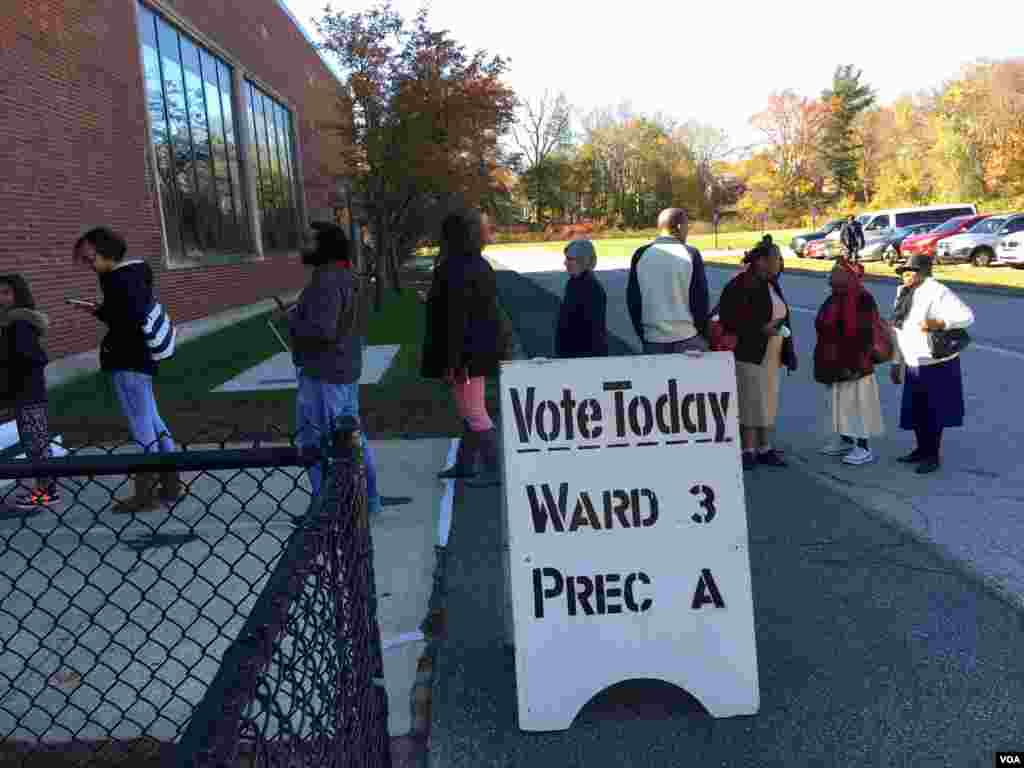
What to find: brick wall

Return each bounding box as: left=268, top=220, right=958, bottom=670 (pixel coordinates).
left=0, top=0, right=349, bottom=362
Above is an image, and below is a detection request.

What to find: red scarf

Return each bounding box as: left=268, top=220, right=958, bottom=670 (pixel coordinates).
left=837, top=259, right=864, bottom=338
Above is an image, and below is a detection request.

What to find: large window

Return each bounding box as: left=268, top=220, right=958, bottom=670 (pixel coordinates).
left=245, top=81, right=300, bottom=253
left=137, top=3, right=251, bottom=264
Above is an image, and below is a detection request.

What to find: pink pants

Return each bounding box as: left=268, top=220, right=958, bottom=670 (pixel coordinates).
left=452, top=376, right=493, bottom=432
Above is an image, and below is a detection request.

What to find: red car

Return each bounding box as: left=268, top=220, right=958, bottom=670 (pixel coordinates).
left=804, top=239, right=832, bottom=259
left=899, top=214, right=990, bottom=260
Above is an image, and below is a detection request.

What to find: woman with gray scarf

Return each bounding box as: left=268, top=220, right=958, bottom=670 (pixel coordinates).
left=555, top=239, right=608, bottom=358
left=0, top=274, right=56, bottom=507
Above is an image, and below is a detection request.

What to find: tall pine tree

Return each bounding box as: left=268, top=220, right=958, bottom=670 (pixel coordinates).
left=821, top=65, right=876, bottom=200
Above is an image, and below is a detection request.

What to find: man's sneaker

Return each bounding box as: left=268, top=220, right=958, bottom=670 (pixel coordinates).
left=820, top=437, right=853, bottom=456
left=13, top=488, right=61, bottom=509
left=842, top=446, right=875, bottom=465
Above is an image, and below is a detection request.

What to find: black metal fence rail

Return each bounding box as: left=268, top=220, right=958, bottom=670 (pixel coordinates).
left=0, top=420, right=390, bottom=768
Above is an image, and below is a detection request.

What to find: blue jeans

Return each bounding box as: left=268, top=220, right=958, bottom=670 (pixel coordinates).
left=111, top=371, right=176, bottom=453
left=295, top=372, right=378, bottom=505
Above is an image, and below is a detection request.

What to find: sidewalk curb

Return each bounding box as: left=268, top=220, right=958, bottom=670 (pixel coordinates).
left=779, top=440, right=1024, bottom=617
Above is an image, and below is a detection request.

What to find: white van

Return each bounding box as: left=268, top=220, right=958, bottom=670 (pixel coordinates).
left=825, top=204, right=977, bottom=242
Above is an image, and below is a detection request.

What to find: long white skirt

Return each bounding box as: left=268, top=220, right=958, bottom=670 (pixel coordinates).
left=830, top=374, right=884, bottom=438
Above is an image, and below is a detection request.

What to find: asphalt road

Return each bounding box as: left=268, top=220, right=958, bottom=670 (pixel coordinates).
left=429, top=266, right=1024, bottom=768
left=488, top=256, right=1024, bottom=611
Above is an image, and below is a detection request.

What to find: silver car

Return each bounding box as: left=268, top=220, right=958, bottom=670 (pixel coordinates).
left=935, top=214, right=1019, bottom=266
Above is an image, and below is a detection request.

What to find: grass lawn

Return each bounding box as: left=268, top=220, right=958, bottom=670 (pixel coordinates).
left=44, top=272, right=465, bottom=439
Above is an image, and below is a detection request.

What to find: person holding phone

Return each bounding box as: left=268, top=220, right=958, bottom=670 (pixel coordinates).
left=72, top=227, right=181, bottom=513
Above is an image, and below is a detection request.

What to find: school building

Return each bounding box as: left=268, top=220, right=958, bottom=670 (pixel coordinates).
left=1, top=0, right=352, bottom=385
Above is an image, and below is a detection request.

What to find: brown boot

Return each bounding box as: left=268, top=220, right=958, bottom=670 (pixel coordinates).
left=113, top=473, right=160, bottom=514
left=159, top=471, right=185, bottom=504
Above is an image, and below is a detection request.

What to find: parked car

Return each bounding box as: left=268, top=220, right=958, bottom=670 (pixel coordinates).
left=856, top=223, right=936, bottom=264
left=899, top=214, right=990, bottom=260
left=934, top=214, right=1016, bottom=266
left=790, top=220, right=845, bottom=256
left=823, top=204, right=977, bottom=246
left=993, top=215, right=1024, bottom=267
left=804, top=238, right=832, bottom=260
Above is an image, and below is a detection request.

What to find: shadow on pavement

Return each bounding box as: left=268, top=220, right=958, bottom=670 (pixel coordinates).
left=429, top=270, right=1024, bottom=768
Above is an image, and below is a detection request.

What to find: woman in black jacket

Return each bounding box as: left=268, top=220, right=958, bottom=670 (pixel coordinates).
left=555, top=239, right=608, bottom=359
left=421, top=209, right=504, bottom=486
left=718, top=235, right=797, bottom=471
left=0, top=274, right=56, bottom=508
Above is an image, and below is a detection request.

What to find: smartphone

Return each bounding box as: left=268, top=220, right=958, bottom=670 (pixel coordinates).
left=66, top=298, right=96, bottom=308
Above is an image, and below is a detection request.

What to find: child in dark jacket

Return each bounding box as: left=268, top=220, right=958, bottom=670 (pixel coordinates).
left=0, top=274, right=57, bottom=508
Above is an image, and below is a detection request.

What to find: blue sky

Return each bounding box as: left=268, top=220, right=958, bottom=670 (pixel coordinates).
left=284, top=0, right=1023, bottom=153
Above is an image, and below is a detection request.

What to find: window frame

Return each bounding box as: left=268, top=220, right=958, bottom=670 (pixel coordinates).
left=133, top=0, right=308, bottom=268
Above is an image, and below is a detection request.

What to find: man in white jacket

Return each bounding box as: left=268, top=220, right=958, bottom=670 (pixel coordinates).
left=889, top=254, right=974, bottom=474
left=626, top=208, right=710, bottom=354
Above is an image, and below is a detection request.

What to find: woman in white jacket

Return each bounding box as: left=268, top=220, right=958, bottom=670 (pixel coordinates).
left=889, top=255, right=974, bottom=474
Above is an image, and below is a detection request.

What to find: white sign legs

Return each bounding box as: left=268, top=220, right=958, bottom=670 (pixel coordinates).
left=500, top=353, right=760, bottom=732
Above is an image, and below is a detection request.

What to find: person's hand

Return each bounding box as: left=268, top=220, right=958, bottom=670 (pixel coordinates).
left=890, top=366, right=903, bottom=385
left=444, top=367, right=469, bottom=385
left=920, top=318, right=945, bottom=332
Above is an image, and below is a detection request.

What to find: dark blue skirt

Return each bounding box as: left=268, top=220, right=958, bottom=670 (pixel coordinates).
left=900, top=356, right=965, bottom=431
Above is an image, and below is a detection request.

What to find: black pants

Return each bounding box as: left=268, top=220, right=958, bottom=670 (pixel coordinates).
left=14, top=401, right=54, bottom=490
left=914, top=426, right=943, bottom=460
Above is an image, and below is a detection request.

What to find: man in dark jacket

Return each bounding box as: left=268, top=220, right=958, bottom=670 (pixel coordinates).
left=282, top=222, right=381, bottom=515
left=841, top=215, right=866, bottom=262
left=72, top=227, right=180, bottom=513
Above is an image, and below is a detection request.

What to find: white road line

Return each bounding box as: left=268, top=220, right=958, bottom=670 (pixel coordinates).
left=438, top=438, right=458, bottom=547
left=789, top=305, right=1024, bottom=360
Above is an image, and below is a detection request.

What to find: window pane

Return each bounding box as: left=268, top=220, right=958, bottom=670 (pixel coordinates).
left=136, top=2, right=251, bottom=265
left=179, top=37, right=216, bottom=253
left=137, top=5, right=182, bottom=258
left=155, top=15, right=196, bottom=260
left=217, top=60, right=248, bottom=238
left=246, top=81, right=300, bottom=252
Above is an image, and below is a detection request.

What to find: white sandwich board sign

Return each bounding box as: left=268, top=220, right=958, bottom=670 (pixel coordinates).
left=500, top=351, right=759, bottom=732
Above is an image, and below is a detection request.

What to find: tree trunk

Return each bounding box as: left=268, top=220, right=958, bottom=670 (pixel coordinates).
left=374, top=215, right=386, bottom=311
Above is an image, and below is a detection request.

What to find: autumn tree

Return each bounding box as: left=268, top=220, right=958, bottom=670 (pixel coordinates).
left=317, top=2, right=516, bottom=304
left=511, top=90, right=573, bottom=223
left=820, top=65, right=876, bottom=200
left=748, top=90, right=829, bottom=215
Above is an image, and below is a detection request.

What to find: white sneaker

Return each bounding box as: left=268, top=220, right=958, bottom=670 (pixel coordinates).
left=820, top=438, right=853, bottom=456
left=842, top=446, right=875, bottom=465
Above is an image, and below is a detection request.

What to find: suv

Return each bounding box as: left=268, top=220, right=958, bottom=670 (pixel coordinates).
left=994, top=215, right=1024, bottom=267
left=790, top=220, right=844, bottom=256
left=935, top=215, right=1016, bottom=266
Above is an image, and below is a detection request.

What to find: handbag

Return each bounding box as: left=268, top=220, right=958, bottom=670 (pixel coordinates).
left=142, top=300, right=176, bottom=362
left=707, top=303, right=737, bottom=353
left=928, top=328, right=971, bottom=359
left=870, top=314, right=894, bottom=364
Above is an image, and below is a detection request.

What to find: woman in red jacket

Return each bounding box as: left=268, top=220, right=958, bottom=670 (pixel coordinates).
left=813, top=263, right=885, bottom=465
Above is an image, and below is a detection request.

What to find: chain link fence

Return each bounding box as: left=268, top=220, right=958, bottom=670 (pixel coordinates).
left=0, top=418, right=390, bottom=767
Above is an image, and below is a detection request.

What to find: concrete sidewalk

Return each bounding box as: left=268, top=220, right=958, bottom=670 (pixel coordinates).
left=0, top=438, right=447, bottom=744
left=427, top=270, right=1024, bottom=767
